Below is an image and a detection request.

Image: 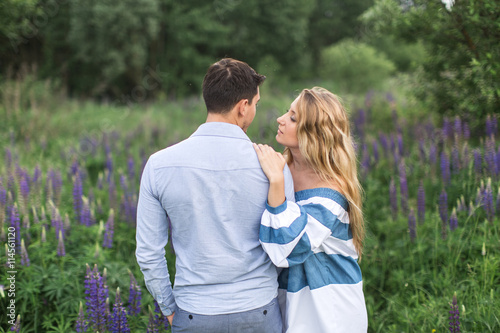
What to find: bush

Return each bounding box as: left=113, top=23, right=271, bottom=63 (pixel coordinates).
left=320, top=39, right=396, bottom=94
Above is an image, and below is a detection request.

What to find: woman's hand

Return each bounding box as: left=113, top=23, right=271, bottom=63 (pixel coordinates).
left=253, top=143, right=286, bottom=207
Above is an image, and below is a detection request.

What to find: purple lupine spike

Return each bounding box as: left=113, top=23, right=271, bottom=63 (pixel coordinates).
left=147, top=307, right=160, bottom=333
left=399, top=161, right=409, bottom=215
left=449, top=293, right=461, bottom=332
left=441, top=151, right=451, bottom=186
left=417, top=182, right=425, bottom=224
left=461, top=143, right=470, bottom=170
left=463, top=122, right=470, bottom=140
left=442, top=117, right=452, bottom=141
left=73, top=173, right=83, bottom=223
left=439, top=190, right=448, bottom=239
left=51, top=170, right=63, bottom=204
left=473, top=149, right=482, bottom=175
left=81, top=197, right=94, bottom=227
left=0, top=183, right=6, bottom=230
left=361, top=144, right=370, bottom=176
left=20, top=239, right=30, bottom=266
left=57, top=230, right=66, bottom=257
left=429, top=143, right=437, bottom=165
left=106, top=154, right=114, bottom=183
left=153, top=300, right=170, bottom=330
left=33, top=165, right=41, bottom=186
left=110, top=287, right=131, bottom=333
left=5, top=148, right=12, bottom=170
left=496, top=146, right=500, bottom=177
left=408, top=209, right=416, bottom=242
left=483, top=179, right=495, bottom=223
left=128, top=270, right=142, bottom=316
left=85, top=264, right=109, bottom=332
left=451, top=145, right=460, bottom=174
left=19, top=177, right=30, bottom=202
left=76, top=301, right=88, bottom=332
left=397, top=134, right=404, bottom=157
left=379, top=133, right=389, bottom=154
left=454, top=116, right=462, bottom=141
left=372, top=140, right=379, bottom=164
left=71, top=160, right=80, bottom=177
left=390, top=178, right=398, bottom=220
left=9, top=314, right=21, bottom=332
left=127, top=156, right=135, bottom=184
left=485, top=137, right=496, bottom=176
left=10, top=205, right=21, bottom=252
left=449, top=208, right=458, bottom=231
left=103, top=209, right=115, bottom=248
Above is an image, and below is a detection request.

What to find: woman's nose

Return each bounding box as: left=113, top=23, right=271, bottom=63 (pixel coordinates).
left=277, top=115, right=284, bottom=124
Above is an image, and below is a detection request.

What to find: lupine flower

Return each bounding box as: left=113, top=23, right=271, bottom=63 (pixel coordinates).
left=103, top=209, right=115, bottom=248
left=76, top=301, right=88, bottom=333
left=454, top=116, right=462, bottom=141
left=371, top=140, right=379, bottom=165
left=417, top=182, right=425, bottom=224
left=483, top=179, right=495, bottom=223
left=57, top=230, right=66, bottom=257
left=408, top=209, right=416, bottom=242
left=127, top=156, right=135, bottom=184
left=441, top=151, right=451, bottom=186
left=0, top=183, right=7, bottom=230
left=84, top=264, right=109, bottom=332
left=439, top=189, right=448, bottom=239
left=461, top=143, right=469, bottom=170
left=442, top=117, right=452, bottom=141
left=429, top=143, right=437, bottom=165
left=5, top=148, right=12, bottom=170
left=463, top=122, right=470, bottom=140
left=486, top=114, right=497, bottom=138
left=484, top=137, right=497, bottom=176
left=397, top=134, right=404, bottom=157
left=147, top=306, right=160, bottom=333
left=128, top=270, right=142, bottom=316
left=449, top=208, right=458, bottom=231
left=379, top=133, right=389, bottom=155
left=106, top=153, right=114, bottom=183
left=473, top=149, right=482, bottom=175
left=81, top=197, right=94, bottom=227
left=154, top=300, right=170, bottom=330
left=110, top=287, right=131, bottom=333
left=51, top=170, right=63, bottom=204
left=73, top=173, right=83, bottom=223
left=449, top=293, right=461, bottom=332
left=389, top=178, right=398, bottom=220
left=451, top=145, right=460, bottom=174
left=399, top=161, right=409, bottom=215
left=19, top=177, right=30, bottom=205
left=20, top=239, right=30, bottom=266
left=10, top=314, right=20, bottom=332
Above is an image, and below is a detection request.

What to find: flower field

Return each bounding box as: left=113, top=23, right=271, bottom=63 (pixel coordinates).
left=0, top=88, right=499, bottom=332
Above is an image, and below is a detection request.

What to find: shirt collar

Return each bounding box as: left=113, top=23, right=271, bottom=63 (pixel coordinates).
left=191, top=122, right=251, bottom=141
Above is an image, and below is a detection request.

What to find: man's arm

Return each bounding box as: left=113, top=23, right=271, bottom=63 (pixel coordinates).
left=136, top=158, right=176, bottom=318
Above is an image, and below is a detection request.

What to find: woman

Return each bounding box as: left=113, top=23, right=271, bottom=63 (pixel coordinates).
left=253, top=87, right=368, bottom=332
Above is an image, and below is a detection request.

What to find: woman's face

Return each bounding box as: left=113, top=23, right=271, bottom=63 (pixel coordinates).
left=276, top=96, right=300, bottom=149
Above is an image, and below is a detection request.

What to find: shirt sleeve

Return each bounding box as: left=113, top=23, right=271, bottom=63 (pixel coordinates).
left=135, top=157, right=176, bottom=316
left=259, top=201, right=333, bottom=268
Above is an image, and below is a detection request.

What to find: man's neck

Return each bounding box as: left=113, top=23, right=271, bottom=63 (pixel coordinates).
left=206, top=111, right=240, bottom=127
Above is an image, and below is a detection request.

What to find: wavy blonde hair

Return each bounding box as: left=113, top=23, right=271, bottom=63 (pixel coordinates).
left=283, top=87, right=365, bottom=257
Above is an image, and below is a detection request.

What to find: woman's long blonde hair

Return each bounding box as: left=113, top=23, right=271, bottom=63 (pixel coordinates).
left=283, top=87, right=365, bottom=257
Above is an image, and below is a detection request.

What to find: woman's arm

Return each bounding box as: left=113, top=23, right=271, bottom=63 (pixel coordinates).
left=253, top=143, right=286, bottom=207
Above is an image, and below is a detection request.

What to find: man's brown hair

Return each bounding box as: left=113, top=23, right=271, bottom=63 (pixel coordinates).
left=202, top=58, right=266, bottom=114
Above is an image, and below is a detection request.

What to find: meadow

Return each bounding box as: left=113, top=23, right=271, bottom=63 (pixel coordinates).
left=0, top=78, right=499, bottom=333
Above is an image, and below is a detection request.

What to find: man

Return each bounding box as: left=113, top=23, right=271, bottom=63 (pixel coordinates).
left=136, top=58, right=294, bottom=332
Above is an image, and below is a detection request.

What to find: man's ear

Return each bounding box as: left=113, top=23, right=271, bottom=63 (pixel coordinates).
left=236, top=98, right=249, bottom=117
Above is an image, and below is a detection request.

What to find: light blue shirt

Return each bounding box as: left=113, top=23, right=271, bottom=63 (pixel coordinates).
left=136, top=122, right=295, bottom=316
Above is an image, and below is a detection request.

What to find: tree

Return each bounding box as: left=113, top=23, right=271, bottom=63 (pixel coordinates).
left=361, top=0, right=500, bottom=125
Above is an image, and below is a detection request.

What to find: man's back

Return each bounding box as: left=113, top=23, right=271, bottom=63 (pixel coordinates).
left=137, top=122, right=294, bottom=315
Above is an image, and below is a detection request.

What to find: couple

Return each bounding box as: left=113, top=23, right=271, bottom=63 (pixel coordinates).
left=136, top=58, right=368, bottom=332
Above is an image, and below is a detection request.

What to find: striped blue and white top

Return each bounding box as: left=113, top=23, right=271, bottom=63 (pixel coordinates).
left=260, top=188, right=368, bottom=333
